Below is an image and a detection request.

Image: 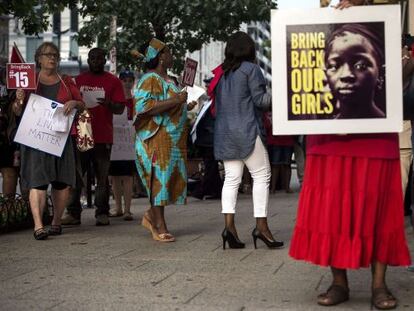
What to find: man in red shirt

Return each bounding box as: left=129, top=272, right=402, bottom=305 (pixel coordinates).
left=62, top=48, right=126, bottom=226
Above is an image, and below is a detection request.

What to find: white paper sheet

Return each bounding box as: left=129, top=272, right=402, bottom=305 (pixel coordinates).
left=51, top=106, right=69, bottom=132
left=190, top=99, right=212, bottom=144
left=185, top=85, right=206, bottom=104
left=82, top=90, right=105, bottom=108
left=110, top=121, right=136, bottom=161
left=14, top=94, right=76, bottom=157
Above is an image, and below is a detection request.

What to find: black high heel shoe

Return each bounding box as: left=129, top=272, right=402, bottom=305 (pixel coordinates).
left=222, top=229, right=245, bottom=249
left=252, top=228, right=284, bottom=249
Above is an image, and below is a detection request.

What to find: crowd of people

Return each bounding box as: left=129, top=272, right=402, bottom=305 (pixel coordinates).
left=0, top=0, right=413, bottom=309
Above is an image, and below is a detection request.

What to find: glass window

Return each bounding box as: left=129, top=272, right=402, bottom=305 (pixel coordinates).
left=69, top=36, right=79, bottom=60
left=26, top=37, right=43, bottom=62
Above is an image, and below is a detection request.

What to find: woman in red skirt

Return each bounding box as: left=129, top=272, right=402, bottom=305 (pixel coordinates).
left=289, top=1, right=411, bottom=309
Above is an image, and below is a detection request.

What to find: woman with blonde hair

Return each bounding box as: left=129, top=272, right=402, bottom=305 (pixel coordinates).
left=13, top=42, right=84, bottom=240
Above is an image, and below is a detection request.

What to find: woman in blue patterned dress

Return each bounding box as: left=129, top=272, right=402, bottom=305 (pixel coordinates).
left=134, top=38, right=196, bottom=242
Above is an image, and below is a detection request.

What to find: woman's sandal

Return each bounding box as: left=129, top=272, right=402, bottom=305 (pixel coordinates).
left=141, top=212, right=160, bottom=241
left=317, top=285, right=350, bottom=306
left=158, top=232, right=175, bottom=243
left=33, top=228, right=49, bottom=240
left=141, top=212, right=175, bottom=242
left=372, top=287, right=397, bottom=310
left=48, top=225, right=62, bottom=236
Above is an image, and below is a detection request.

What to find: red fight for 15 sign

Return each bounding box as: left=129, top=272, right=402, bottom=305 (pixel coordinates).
left=6, top=63, right=37, bottom=90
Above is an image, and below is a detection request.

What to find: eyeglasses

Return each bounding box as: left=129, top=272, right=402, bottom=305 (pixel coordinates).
left=41, top=53, right=60, bottom=60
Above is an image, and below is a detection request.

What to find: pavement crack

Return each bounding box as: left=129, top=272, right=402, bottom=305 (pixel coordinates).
left=315, top=275, right=324, bottom=291
left=273, top=261, right=285, bottom=275
left=270, top=212, right=278, bottom=218
left=45, top=300, right=65, bottom=310
left=211, top=244, right=222, bottom=252
left=111, top=248, right=137, bottom=259
left=240, top=251, right=254, bottom=262
left=12, top=282, right=51, bottom=299
left=189, top=234, right=203, bottom=243
left=151, top=271, right=176, bottom=287
left=0, top=268, right=37, bottom=282
left=184, top=287, right=207, bottom=304
left=133, top=260, right=151, bottom=271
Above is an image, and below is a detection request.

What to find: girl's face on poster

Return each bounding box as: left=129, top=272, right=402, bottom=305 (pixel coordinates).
left=325, top=31, right=380, bottom=102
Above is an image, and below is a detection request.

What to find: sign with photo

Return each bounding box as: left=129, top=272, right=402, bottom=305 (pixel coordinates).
left=6, top=63, right=36, bottom=90
left=271, top=5, right=402, bottom=134
left=182, top=58, right=198, bottom=87
left=14, top=94, right=76, bottom=157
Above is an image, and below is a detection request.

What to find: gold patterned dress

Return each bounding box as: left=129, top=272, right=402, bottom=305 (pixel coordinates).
left=134, top=72, right=188, bottom=206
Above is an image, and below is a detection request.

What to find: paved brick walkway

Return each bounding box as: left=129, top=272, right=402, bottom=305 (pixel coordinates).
left=0, top=190, right=413, bottom=310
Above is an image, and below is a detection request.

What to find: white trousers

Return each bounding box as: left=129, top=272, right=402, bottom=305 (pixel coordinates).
left=221, top=136, right=271, bottom=218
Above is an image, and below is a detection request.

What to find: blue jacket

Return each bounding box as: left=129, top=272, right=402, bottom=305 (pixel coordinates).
left=214, top=61, right=271, bottom=160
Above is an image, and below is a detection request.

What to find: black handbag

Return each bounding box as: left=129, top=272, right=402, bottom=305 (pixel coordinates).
left=403, top=74, right=414, bottom=120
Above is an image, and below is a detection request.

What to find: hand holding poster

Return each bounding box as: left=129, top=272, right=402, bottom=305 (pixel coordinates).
left=271, top=5, right=402, bottom=135
left=80, top=86, right=105, bottom=108
left=14, top=94, right=76, bottom=157
left=6, top=63, right=36, bottom=90
left=186, top=84, right=206, bottom=103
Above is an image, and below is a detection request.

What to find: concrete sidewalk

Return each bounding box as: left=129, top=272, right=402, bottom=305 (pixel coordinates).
left=0, top=191, right=413, bottom=311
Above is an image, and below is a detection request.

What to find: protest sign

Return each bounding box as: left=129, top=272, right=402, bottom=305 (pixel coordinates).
left=271, top=5, right=402, bottom=134
left=6, top=63, right=36, bottom=90
left=110, top=121, right=136, bottom=161
left=80, top=86, right=105, bottom=108
left=186, top=84, right=206, bottom=104
left=14, top=94, right=76, bottom=157
left=190, top=99, right=212, bottom=144
left=182, top=58, right=198, bottom=87
left=113, top=108, right=129, bottom=126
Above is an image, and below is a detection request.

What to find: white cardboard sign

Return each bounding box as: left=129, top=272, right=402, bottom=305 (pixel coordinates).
left=110, top=121, right=136, bottom=161
left=14, top=94, right=76, bottom=157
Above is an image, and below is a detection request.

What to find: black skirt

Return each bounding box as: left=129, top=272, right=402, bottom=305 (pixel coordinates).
left=20, top=136, right=76, bottom=189
left=109, top=160, right=136, bottom=176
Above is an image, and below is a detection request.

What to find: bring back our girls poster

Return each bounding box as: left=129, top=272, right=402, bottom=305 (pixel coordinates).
left=271, top=5, right=402, bottom=135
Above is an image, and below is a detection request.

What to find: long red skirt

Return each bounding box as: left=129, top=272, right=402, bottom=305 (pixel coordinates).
left=289, top=155, right=411, bottom=269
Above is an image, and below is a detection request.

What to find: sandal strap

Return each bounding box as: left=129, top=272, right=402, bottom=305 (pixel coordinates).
left=48, top=225, right=62, bottom=235
left=34, top=227, right=49, bottom=240
left=34, top=227, right=47, bottom=234
left=372, top=287, right=397, bottom=309
left=158, top=233, right=175, bottom=242
left=318, top=284, right=349, bottom=306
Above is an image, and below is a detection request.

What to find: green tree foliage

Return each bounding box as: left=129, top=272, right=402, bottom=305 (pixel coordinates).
left=77, top=0, right=277, bottom=71
left=3, top=0, right=276, bottom=71
left=1, top=1, right=78, bottom=35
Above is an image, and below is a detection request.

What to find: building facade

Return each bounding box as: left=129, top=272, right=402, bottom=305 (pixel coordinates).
left=186, top=21, right=272, bottom=88
left=8, top=8, right=92, bottom=75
